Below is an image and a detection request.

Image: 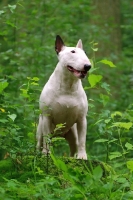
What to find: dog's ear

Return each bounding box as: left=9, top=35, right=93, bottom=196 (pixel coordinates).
left=55, top=35, right=65, bottom=54
left=76, top=39, right=83, bottom=49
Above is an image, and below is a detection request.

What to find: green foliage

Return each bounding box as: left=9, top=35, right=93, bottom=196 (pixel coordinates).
left=0, top=81, right=9, bottom=93
left=0, top=153, right=133, bottom=200
left=0, top=0, right=133, bottom=199
left=88, top=74, right=103, bottom=88
left=98, top=60, right=116, bottom=68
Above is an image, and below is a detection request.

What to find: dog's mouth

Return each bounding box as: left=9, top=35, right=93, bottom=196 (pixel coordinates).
left=67, top=65, right=87, bottom=78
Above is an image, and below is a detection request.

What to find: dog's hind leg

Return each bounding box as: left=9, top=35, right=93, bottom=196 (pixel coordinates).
left=36, top=115, right=43, bottom=151
left=36, top=114, right=52, bottom=154
left=64, top=124, right=78, bottom=157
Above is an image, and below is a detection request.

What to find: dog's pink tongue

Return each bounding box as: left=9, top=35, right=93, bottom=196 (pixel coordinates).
left=74, top=69, right=80, bottom=74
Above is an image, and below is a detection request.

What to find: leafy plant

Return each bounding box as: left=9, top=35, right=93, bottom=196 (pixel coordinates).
left=0, top=0, right=133, bottom=199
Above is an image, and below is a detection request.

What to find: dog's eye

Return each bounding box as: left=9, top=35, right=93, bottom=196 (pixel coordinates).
left=71, top=50, right=75, bottom=53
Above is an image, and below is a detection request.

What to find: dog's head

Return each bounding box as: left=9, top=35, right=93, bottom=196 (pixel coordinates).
left=55, top=35, right=91, bottom=79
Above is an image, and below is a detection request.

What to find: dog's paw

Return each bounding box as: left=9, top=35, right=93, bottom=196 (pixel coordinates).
left=77, top=152, right=87, bottom=160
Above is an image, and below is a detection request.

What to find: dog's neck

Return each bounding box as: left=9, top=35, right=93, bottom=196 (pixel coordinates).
left=54, top=62, right=81, bottom=93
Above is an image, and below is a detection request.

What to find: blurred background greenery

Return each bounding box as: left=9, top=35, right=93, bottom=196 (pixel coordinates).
left=0, top=0, right=133, bottom=160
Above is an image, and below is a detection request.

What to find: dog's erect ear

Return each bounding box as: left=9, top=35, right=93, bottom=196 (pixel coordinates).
left=55, top=35, right=65, bottom=54
left=76, top=39, right=83, bottom=49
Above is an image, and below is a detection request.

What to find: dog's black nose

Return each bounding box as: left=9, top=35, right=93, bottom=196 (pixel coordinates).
left=84, top=64, right=91, bottom=71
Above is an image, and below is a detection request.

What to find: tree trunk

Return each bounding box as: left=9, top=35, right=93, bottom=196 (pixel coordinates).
left=90, top=0, right=121, bottom=58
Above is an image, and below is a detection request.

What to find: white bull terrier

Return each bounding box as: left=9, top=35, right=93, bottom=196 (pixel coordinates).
left=36, top=35, right=91, bottom=159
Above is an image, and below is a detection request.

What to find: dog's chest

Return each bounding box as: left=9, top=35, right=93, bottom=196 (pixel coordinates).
left=53, top=95, right=79, bottom=112
left=50, top=94, right=86, bottom=125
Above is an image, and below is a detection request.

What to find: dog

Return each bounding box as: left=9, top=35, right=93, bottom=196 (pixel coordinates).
left=36, top=35, right=91, bottom=160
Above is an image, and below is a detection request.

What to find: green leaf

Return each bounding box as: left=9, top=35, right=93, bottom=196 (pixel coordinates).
left=27, top=77, right=32, bottom=80
left=111, top=111, right=123, bottom=118
left=125, top=142, right=133, bottom=150
left=88, top=74, right=103, bottom=87
left=6, top=20, right=17, bottom=28
left=20, top=89, right=30, bottom=98
left=50, top=152, right=58, bottom=166
left=109, top=152, right=122, bottom=160
left=54, top=123, right=66, bottom=133
left=91, top=47, right=98, bottom=52
left=32, top=77, right=39, bottom=81
left=111, top=122, right=132, bottom=130
left=95, top=119, right=103, bottom=125
left=101, top=82, right=110, bottom=94
left=98, top=59, right=116, bottom=67
left=93, top=165, right=103, bottom=180
left=31, top=82, right=39, bottom=85
left=0, top=119, right=8, bottom=123
left=56, top=159, right=67, bottom=172
left=99, top=94, right=110, bottom=106
left=0, top=10, right=5, bottom=15
left=8, top=4, right=16, bottom=13
left=8, top=114, right=17, bottom=122
left=0, top=82, right=9, bottom=94
left=94, top=139, right=108, bottom=143
left=89, top=59, right=94, bottom=68
left=51, top=153, right=67, bottom=172
left=127, top=161, right=133, bottom=172
left=105, top=119, right=111, bottom=124
left=6, top=179, right=18, bottom=189
left=108, top=139, right=118, bottom=143
left=116, top=177, right=128, bottom=184
left=0, top=186, right=5, bottom=194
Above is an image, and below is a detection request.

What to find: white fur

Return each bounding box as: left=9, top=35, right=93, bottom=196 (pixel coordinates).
left=36, top=36, right=91, bottom=160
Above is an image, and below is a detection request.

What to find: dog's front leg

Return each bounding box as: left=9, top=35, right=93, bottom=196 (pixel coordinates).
left=77, top=117, right=87, bottom=160
left=36, top=114, right=52, bottom=154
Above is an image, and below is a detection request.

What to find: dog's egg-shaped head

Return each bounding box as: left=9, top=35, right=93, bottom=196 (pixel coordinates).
left=55, top=35, right=91, bottom=79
